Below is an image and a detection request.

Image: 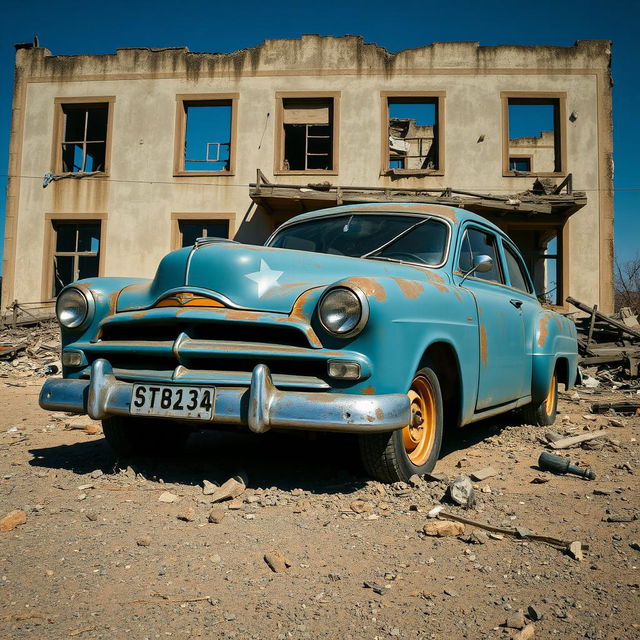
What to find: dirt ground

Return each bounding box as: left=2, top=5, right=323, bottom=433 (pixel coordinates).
left=0, top=376, right=638, bottom=640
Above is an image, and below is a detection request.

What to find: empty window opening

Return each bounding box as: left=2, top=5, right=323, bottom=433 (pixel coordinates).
left=508, top=228, right=561, bottom=305
left=509, top=157, right=532, bottom=173
left=507, top=99, right=561, bottom=173
left=387, top=98, right=439, bottom=171
left=52, top=222, right=101, bottom=296
left=61, top=104, right=108, bottom=173
left=282, top=98, right=333, bottom=171
left=179, top=220, right=229, bottom=247
left=183, top=101, right=232, bottom=172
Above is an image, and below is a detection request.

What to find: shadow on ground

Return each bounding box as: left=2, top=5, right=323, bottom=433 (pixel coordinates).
left=28, top=429, right=370, bottom=494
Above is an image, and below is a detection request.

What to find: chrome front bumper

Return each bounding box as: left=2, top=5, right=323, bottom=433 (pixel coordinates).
left=39, top=359, right=410, bottom=434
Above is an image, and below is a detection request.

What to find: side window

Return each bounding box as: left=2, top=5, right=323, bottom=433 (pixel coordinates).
left=458, top=228, right=503, bottom=284
left=503, top=243, right=533, bottom=293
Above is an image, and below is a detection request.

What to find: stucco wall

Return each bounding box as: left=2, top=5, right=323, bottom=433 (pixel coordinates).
left=3, top=37, right=613, bottom=310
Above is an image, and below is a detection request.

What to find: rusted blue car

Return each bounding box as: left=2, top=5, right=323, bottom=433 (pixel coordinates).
left=40, top=203, right=578, bottom=482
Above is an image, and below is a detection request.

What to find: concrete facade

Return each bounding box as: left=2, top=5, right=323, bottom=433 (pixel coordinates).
left=2, top=36, right=614, bottom=310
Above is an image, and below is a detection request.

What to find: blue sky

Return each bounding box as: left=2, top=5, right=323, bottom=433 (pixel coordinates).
left=1, top=0, right=638, bottom=273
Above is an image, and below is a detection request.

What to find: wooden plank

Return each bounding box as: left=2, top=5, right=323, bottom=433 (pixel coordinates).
left=549, top=431, right=609, bottom=450
left=567, top=297, right=640, bottom=340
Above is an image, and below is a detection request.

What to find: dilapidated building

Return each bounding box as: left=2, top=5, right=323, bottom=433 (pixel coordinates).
left=2, top=36, right=613, bottom=311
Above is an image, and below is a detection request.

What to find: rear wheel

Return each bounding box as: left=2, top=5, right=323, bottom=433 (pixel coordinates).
left=520, top=373, right=558, bottom=426
left=359, top=366, right=443, bottom=483
left=102, top=416, right=191, bottom=459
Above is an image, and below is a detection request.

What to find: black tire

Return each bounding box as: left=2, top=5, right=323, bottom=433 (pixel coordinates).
left=358, top=366, right=443, bottom=483
left=102, top=416, right=191, bottom=459
left=520, top=373, right=558, bottom=426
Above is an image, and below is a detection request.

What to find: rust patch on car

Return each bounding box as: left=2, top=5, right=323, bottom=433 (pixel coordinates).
left=346, top=277, right=387, bottom=302
left=425, top=271, right=449, bottom=293
left=375, top=408, right=384, bottom=421
left=361, top=385, right=375, bottom=395
left=479, top=325, right=488, bottom=368
left=538, top=314, right=551, bottom=348
left=391, top=278, right=424, bottom=299
left=107, top=291, right=120, bottom=315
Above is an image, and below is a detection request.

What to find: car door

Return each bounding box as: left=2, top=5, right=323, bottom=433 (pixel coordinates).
left=457, top=226, right=529, bottom=410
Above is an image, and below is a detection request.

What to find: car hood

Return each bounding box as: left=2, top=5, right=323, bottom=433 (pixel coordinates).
left=116, top=242, right=443, bottom=313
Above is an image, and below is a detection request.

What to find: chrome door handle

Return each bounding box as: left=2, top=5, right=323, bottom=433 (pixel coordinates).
left=510, top=299, right=523, bottom=309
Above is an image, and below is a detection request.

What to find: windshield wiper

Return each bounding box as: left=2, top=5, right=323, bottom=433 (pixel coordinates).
left=359, top=217, right=431, bottom=259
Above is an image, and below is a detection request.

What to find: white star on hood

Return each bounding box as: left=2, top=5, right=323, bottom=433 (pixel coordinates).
left=245, top=259, right=284, bottom=297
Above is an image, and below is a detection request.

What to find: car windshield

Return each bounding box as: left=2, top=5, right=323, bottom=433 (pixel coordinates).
left=268, top=214, right=449, bottom=266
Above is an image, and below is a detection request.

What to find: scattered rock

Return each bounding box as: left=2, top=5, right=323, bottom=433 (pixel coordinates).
left=209, top=475, right=246, bottom=503
left=85, top=511, right=98, bottom=522
left=264, top=550, right=291, bottom=573
left=158, top=491, right=178, bottom=503
left=202, top=479, right=218, bottom=495
left=447, top=475, right=475, bottom=508
left=424, top=471, right=448, bottom=483
left=527, top=605, right=544, bottom=621
left=363, top=581, right=387, bottom=595
left=177, top=507, right=196, bottom=522
left=514, top=623, right=536, bottom=640
left=470, top=467, right=497, bottom=482
left=350, top=499, right=373, bottom=514
left=136, top=536, right=151, bottom=547
left=226, top=498, right=243, bottom=510
left=422, top=520, right=465, bottom=537
left=208, top=506, right=225, bottom=524
left=568, top=540, right=583, bottom=561
left=408, top=474, right=423, bottom=486
left=608, top=418, right=625, bottom=428
left=0, top=509, right=27, bottom=532
left=223, top=612, right=236, bottom=621
left=504, top=609, right=527, bottom=629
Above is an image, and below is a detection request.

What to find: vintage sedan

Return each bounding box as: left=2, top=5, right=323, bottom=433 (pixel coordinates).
left=40, top=203, right=578, bottom=482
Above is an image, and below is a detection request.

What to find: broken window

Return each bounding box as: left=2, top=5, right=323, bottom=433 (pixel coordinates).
left=509, top=157, right=532, bottom=173
left=387, top=97, right=440, bottom=171
left=182, top=100, right=233, bottom=172
left=52, top=222, right=101, bottom=296
left=507, top=98, right=562, bottom=174
left=281, top=98, right=334, bottom=171
left=60, top=104, right=108, bottom=173
left=508, top=228, right=562, bottom=305
left=179, top=220, right=229, bottom=247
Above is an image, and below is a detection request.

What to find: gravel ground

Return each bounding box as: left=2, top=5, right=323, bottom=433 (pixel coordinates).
left=0, top=376, right=638, bottom=639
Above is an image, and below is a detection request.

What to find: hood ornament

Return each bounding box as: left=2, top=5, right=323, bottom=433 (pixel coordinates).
left=156, top=291, right=224, bottom=308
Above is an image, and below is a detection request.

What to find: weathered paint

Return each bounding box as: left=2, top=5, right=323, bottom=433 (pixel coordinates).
left=391, top=278, right=424, bottom=300
left=479, top=325, right=488, bottom=368
left=537, top=313, right=551, bottom=348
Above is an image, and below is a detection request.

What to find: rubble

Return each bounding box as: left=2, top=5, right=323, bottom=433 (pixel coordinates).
left=0, top=319, right=60, bottom=378
left=0, top=509, right=27, bottom=532
left=264, top=550, right=291, bottom=573
left=422, top=520, right=465, bottom=537
left=208, top=475, right=247, bottom=503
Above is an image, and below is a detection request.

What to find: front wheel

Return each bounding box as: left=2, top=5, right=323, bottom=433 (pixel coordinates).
left=102, top=416, right=191, bottom=459
left=359, top=366, right=443, bottom=483
left=520, top=373, right=558, bottom=426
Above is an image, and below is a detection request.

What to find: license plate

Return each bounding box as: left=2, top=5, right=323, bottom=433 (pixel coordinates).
left=130, top=384, right=214, bottom=420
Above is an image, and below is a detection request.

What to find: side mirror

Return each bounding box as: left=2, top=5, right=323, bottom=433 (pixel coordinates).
left=460, top=254, right=493, bottom=283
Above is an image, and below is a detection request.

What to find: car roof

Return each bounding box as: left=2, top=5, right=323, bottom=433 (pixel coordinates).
left=275, top=203, right=506, bottom=237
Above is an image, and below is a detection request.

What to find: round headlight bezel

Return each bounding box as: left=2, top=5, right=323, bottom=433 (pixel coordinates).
left=318, top=285, right=369, bottom=338
left=56, top=286, right=94, bottom=330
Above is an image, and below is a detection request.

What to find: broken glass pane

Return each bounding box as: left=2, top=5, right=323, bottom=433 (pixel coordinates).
left=77, top=224, right=100, bottom=252
left=55, top=224, right=77, bottom=252
left=388, top=99, right=438, bottom=170
left=78, top=255, right=99, bottom=281
left=53, top=255, right=74, bottom=295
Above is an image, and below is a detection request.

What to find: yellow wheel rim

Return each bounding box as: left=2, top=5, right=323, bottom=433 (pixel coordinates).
left=402, top=375, right=436, bottom=466
left=545, top=374, right=557, bottom=415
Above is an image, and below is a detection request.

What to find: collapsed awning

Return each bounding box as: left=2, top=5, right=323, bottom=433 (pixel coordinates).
left=249, top=170, right=587, bottom=222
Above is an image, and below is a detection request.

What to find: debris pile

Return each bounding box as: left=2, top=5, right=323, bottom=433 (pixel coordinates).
left=0, top=320, right=60, bottom=378
left=568, top=297, right=640, bottom=385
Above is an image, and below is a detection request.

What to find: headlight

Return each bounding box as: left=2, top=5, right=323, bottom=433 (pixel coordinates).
left=318, top=286, right=368, bottom=337
left=56, top=287, right=93, bottom=329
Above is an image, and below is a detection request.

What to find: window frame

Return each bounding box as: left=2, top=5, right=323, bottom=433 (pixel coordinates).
left=170, top=212, right=235, bottom=250
left=455, top=224, right=505, bottom=286
left=501, top=92, right=567, bottom=177
left=380, top=92, right=446, bottom=177
left=42, top=212, right=107, bottom=301
left=173, top=94, right=239, bottom=177
left=508, top=155, right=533, bottom=173
left=51, top=97, right=115, bottom=176
left=500, top=239, right=535, bottom=296
left=274, top=92, right=340, bottom=176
